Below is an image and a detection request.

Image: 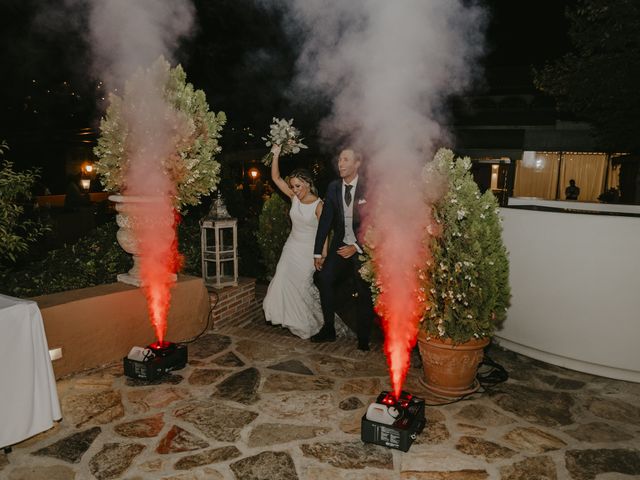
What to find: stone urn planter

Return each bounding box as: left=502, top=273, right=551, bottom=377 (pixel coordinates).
left=416, top=330, right=490, bottom=398
left=110, top=194, right=143, bottom=286
left=109, top=194, right=176, bottom=287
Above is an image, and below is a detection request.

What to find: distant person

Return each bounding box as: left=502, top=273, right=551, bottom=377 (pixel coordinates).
left=64, top=173, right=90, bottom=211
left=565, top=179, right=580, bottom=200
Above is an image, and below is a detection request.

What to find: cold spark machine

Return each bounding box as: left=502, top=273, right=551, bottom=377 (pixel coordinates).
left=361, top=390, right=426, bottom=452
left=123, top=341, right=187, bottom=381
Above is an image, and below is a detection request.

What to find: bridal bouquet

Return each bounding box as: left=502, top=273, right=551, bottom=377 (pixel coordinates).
left=261, top=117, right=308, bottom=166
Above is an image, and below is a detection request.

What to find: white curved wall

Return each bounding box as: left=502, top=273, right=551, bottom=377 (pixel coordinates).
left=497, top=202, right=640, bottom=382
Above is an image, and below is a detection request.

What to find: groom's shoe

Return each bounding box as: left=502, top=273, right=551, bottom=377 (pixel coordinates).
left=311, top=326, right=336, bottom=343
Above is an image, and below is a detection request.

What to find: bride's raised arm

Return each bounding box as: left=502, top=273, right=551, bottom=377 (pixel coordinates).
left=270, top=144, right=294, bottom=199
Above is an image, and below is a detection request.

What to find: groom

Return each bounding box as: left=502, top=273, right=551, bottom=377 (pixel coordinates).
left=312, top=148, right=374, bottom=351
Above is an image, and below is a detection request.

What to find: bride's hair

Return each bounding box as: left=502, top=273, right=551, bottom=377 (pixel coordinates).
left=288, top=168, right=318, bottom=196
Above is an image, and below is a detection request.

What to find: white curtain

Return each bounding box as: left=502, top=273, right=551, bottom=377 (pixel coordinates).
left=514, top=152, right=560, bottom=199
left=559, top=153, right=607, bottom=202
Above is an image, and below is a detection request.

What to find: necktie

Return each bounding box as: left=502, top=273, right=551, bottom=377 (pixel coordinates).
left=344, top=184, right=353, bottom=207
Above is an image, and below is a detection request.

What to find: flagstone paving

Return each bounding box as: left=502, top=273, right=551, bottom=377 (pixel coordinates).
left=2, top=314, right=640, bottom=479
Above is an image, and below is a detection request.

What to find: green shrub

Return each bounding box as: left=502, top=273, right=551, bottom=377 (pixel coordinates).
left=257, top=193, right=291, bottom=279
left=422, top=149, right=511, bottom=343
left=0, top=142, right=49, bottom=266
left=0, top=222, right=130, bottom=297
left=94, top=58, right=226, bottom=211
left=177, top=213, right=203, bottom=277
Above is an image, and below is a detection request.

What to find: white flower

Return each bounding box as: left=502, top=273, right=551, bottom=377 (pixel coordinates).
left=457, top=209, right=467, bottom=220
left=261, top=117, right=307, bottom=166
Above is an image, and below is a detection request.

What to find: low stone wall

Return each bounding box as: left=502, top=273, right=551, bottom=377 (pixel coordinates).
left=33, top=276, right=264, bottom=379
left=34, top=275, right=210, bottom=379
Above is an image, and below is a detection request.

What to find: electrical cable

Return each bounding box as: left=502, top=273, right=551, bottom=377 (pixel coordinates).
left=177, top=289, right=219, bottom=345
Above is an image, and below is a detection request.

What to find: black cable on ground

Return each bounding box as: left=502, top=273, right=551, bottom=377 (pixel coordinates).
left=178, top=289, right=219, bottom=345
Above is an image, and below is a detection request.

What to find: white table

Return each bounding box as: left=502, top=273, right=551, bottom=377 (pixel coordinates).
left=0, top=294, right=62, bottom=449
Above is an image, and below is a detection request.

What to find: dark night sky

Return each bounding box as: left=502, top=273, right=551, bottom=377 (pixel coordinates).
left=482, top=0, right=572, bottom=68
left=0, top=0, right=575, bottom=190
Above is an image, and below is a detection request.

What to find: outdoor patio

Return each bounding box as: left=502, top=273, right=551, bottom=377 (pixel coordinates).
left=2, top=309, right=640, bottom=480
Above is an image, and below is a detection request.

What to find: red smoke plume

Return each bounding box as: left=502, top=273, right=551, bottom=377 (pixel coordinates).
left=121, top=69, right=189, bottom=343
left=366, top=171, right=433, bottom=400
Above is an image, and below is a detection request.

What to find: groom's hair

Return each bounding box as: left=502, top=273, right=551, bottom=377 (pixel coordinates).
left=342, top=148, right=363, bottom=165
left=289, top=168, right=318, bottom=196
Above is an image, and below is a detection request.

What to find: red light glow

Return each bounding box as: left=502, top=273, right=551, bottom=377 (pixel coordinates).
left=149, top=340, right=172, bottom=350
left=127, top=197, right=182, bottom=344
left=382, top=393, right=396, bottom=405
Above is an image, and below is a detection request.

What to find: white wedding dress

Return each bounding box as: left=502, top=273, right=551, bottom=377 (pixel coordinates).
left=263, top=195, right=353, bottom=339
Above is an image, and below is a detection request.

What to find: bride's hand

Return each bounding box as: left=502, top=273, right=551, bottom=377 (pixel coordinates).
left=271, top=144, right=282, bottom=156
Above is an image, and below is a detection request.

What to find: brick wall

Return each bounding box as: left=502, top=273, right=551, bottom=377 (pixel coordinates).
left=208, top=277, right=264, bottom=327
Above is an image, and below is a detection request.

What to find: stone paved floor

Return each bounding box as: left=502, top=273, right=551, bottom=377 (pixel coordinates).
left=2, top=312, right=640, bottom=480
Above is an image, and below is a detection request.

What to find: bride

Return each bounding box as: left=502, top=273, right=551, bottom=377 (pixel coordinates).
left=262, top=144, right=330, bottom=339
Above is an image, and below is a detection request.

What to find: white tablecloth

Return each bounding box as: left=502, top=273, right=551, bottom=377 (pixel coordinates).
left=0, top=294, right=62, bottom=448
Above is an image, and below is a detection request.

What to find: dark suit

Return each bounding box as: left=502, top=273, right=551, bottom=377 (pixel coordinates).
left=314, top=178, right=374, bottom=345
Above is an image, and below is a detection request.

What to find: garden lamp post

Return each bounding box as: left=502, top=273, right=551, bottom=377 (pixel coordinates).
left=200, top=191, right=238, bottom=289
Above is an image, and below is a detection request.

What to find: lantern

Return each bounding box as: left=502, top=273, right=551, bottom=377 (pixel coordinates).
left=200, top=192, right=238, bottom=289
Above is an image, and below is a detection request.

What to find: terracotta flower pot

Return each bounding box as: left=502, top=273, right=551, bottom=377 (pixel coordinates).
left=416, top=330, right=490, bottom=398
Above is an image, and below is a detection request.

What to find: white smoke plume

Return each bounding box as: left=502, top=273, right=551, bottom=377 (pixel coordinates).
left=73, top=0, right=194, bottom=340
left=85, top=0, right=195, bottom=341
left=85, top=0, right=194, bottom=91
left=274, top=0, right=486, bottom=393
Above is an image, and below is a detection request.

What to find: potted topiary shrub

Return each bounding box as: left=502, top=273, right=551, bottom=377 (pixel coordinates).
left=417, top=148, right=511, bottom=397
left=94, top=57, right=226, bottom=210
